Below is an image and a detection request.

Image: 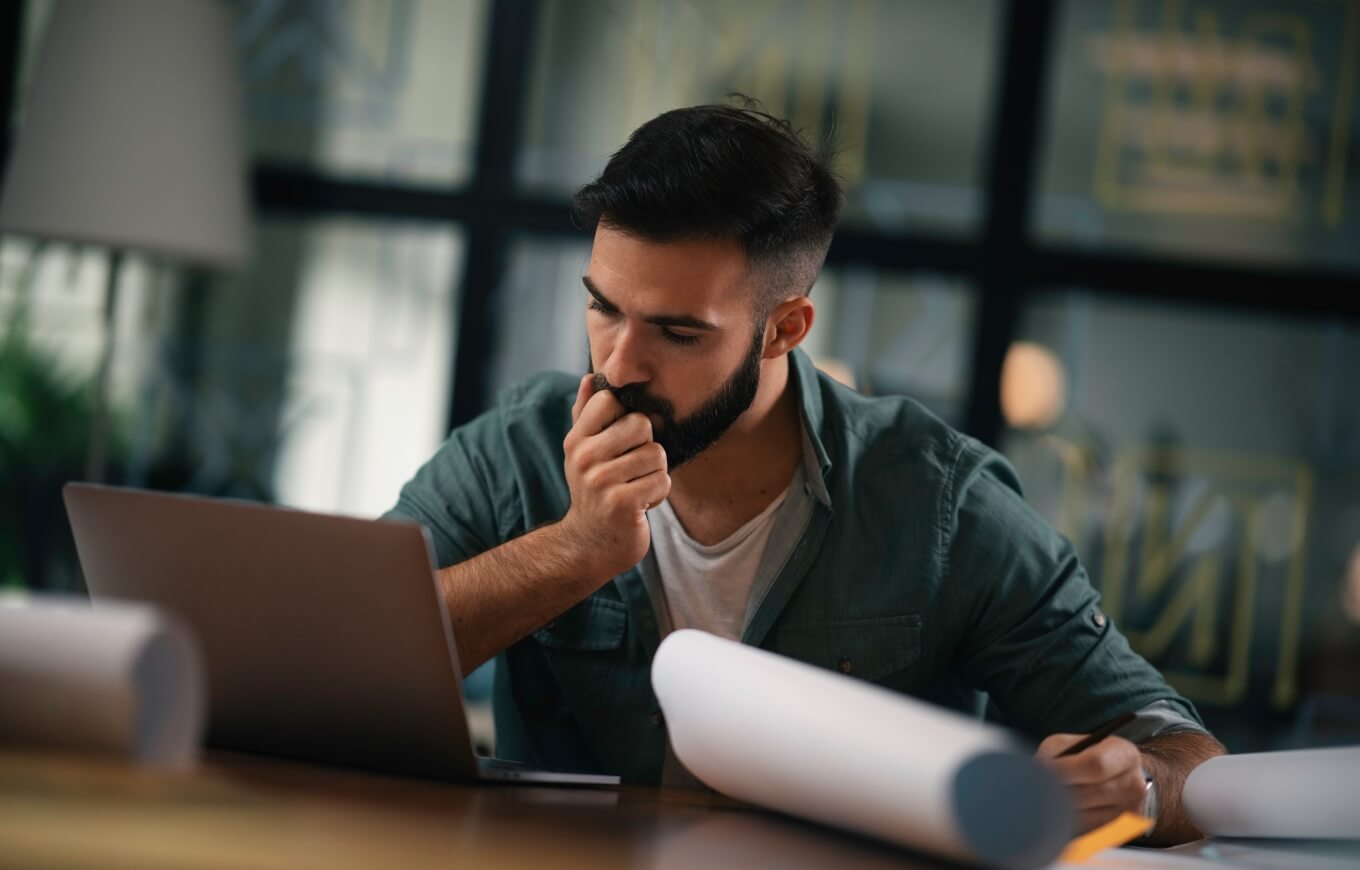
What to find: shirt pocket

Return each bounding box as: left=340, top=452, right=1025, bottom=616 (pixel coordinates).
left=769, top=613, right=922, bottom=684
left=526, top=595, right=631, bottom=755
left=533, top=595, right=628, bottom=651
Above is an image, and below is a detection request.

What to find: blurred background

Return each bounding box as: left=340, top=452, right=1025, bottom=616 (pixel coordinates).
left=1, top=0, right=1357, bottom=756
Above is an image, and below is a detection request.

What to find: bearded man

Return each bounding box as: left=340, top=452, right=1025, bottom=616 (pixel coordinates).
left=385, top=102, right=1224, bottom=844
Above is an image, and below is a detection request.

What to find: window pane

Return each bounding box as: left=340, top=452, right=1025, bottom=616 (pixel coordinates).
left=116, top=216, right=462, bottom=517
left=1036, top=0, right=1360, bottom=268
left=805, top=268, right=977, bottom=427
left=238, top=0, right=489, bottom=183
left=248, top=218, right=463, bottom=515
left=518, top=0, right=1001, bottom=233
left=1003, top=293, right=1360, bottom=750
left=16, top=0, right=489, bottom=184
left=487, top=237, right=592, bottom=400
left=0, top=217, right=462, bottom=591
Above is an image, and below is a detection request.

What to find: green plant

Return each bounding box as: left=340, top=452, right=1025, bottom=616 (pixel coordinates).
left=0, top=248, right=122, bottom=591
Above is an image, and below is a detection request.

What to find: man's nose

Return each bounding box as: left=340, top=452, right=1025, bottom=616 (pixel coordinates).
left=601, top=326, right=651, bottom=388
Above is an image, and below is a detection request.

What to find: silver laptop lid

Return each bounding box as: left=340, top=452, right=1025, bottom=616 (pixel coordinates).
left=64, top=483, right=478, bottom=781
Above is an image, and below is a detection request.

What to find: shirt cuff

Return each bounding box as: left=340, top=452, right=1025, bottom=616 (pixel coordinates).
left=1117, top=699, right=1210, bottom=744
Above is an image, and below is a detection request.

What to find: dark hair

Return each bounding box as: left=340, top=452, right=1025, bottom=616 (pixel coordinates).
left=572, top=99, right=843, bottom=317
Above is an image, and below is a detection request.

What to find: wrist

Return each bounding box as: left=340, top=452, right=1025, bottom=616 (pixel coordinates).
left=538, top=517, right=613, bottom=588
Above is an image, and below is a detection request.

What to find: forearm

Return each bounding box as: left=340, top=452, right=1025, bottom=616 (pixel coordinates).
left=1138, top=730, right=1227, bottom=846
left=436, top=522, right=610, bottom=675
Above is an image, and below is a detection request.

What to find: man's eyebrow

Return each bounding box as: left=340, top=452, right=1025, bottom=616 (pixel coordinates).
left=581, top=276, right=720, bottom=332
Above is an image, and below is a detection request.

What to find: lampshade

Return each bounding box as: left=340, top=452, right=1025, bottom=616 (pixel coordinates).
left=0, top=0, right=251, bottom=268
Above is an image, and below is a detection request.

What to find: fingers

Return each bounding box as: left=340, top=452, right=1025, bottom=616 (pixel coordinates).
left=592, top=442, right=667, bottom=487
left=1068, top=767, right=1146, bottom=812
left=573, top=413, right=653, bottom=470
left=1036, top=732, right=1086, bottom=760
left=1039, top=734, right=1148, bottom=834
left=583, top=447, right=668, bottom=508
left=1075, top=806, right=1124, bottom=835
left=582, top=467, right=669, bottom=526
left=557, top=377, right=666, bottom=579
left=573, top=387, right=631, bottom=438
left=571, top=374, right=594, bottom=425
left=1044, top=736, right=1142, bottom=786
left=619, top=467, right=671, bottom=513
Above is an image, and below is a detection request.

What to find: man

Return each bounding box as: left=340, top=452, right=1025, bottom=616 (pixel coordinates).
left=386, top=102, right=1224, bottom=844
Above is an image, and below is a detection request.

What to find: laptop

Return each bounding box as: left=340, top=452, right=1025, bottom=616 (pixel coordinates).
left=63, top=482, right=618, bottom=787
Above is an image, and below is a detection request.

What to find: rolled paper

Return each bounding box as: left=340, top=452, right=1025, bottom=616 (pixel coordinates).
left=652, top=629, right=1075, bottom=870
left=0, top=594, right=206, bottom=769
left=1183, top=747, right=1360, bottom=839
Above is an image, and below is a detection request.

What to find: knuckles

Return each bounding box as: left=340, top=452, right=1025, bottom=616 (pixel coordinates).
left=601, top=489, right=626, bottom=514
left=581, top=466, right=605, bottom=490
left=619, top=412, right=651, bottom=441
left=647, top=442, right=667, bottom=466
left=1079, top=738, right=1138, bottom=782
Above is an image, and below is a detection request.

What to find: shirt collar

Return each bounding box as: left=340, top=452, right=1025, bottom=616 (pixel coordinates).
left=788, top=348, right=833, bottom=508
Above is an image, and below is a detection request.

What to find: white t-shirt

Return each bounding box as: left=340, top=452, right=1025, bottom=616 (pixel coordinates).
left=645, top=482, right=792, bottom=641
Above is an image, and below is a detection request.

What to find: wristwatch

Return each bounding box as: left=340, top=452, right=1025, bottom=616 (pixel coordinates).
left=1141, top=775, right=1159, bottom=826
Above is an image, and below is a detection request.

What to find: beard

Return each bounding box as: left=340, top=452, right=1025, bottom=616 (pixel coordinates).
left=589, top=328, right=764, bottom=470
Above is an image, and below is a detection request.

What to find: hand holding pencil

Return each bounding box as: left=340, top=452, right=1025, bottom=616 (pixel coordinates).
left=1036, top=711, right=1149, bottom=835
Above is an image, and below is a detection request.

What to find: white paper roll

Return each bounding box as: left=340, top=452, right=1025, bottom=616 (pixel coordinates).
left=0, top=594, right=206, bottom=769
left=1183, top=747, right=1360, bottom=839
left=651, top=630, right=1074, bottom=870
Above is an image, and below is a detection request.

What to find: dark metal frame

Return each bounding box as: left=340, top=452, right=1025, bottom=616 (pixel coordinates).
left=4, top=0, right=1357, bottom=447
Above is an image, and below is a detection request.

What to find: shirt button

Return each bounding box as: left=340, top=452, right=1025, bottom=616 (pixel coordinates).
left=1093, top=610, right=1107, bottom=629
left=651, top=711, right=664, bottom=727
left=838, top=657, right=853, bottom=675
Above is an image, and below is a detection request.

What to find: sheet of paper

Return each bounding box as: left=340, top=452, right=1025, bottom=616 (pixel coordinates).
left=1164, top=838, right=1360, bottom=870
left=1063, top=839, right=1360, bottom=870
left=651, top=629, right=1075, bottom=870
left=0, top=593, right=205, bottom=769
left=1058, top=846, right=1232, bottom=868
left=1182, top=747, right=1360, bottom=839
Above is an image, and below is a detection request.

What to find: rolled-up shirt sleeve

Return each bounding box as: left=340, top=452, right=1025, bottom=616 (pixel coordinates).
left=945, top=445, right=1207, bottom=740
left=1122, top=699, right=1210, bottom=742
left=381, top=407, right=516, bottom=570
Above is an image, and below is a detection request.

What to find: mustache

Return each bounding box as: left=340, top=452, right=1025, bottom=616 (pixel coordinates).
left=590, top=373, right=674, bottom=418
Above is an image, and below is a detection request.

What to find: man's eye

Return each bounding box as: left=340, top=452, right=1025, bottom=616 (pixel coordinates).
left=661, top=329, right=700, bottom=346
left=587, top=300, right=613, bottom=314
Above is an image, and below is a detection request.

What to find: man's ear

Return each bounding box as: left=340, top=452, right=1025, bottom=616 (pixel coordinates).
left=763, top=296, right=815, bottom=359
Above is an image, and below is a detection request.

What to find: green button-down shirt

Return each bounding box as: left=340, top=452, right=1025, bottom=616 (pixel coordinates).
left=386, top=349, right=1203, bottom=783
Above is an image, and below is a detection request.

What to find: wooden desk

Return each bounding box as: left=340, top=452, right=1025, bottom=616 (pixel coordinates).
left=0, top=749, right=940, bottom=869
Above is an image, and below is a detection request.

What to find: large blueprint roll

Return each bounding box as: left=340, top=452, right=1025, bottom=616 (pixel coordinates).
left=0, top=594, right=205, bottom=768
left=1183, top=747, right=1360, bottom=839
left=651, top=630, right=1074, bottom=870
